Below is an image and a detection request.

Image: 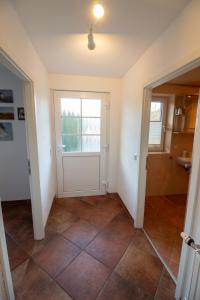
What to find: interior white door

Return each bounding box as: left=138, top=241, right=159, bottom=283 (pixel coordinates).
left=176, top=92, right=200, bottom=300
left=54, top=91, right=108, bottom=197
left=188, top=249, right=200, bottom=300
left=179, top=192, right=200, bottom=300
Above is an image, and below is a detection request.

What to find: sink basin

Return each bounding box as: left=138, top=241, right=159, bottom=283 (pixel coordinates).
left=176, top=156, right=192, bottom=169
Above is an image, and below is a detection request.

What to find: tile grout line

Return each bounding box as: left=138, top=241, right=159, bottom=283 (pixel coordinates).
left=60, top=222, right=102, bottom=250
left=153, top=266, right=165, bottom=300
left=94, top=235, right=135, bottom=300
left=11, top=253, right=74, bottom=299
left=94, top=235, right=132, bottom=300
left=94, top=267, right=115, bottom=300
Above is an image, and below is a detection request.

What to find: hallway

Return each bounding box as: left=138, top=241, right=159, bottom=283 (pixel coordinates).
left=3, top=194, right=175, bottom=300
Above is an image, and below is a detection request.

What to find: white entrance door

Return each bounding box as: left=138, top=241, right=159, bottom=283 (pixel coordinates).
left=54, top=91, right=108, bottom=197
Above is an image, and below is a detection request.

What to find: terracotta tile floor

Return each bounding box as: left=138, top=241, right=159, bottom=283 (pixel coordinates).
left=144, top=194, right=187, bottom=278
left=3, top=194, right=175, bottom=300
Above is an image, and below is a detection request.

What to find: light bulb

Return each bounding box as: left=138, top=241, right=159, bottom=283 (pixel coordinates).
left=93, top=3, right=104, bottom=19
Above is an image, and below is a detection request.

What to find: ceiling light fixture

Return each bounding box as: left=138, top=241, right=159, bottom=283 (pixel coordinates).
left=93, top=3, right=104, bottom=19
left=88, top=27, right=96, bottom=50
left=87, top=2, right=105, bottom=50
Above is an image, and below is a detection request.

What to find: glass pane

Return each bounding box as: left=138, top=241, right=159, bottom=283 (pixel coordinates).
left=61, top=98, right=81, bottom=117
left=150, top=102, right=162, bottom=121
left=82, top=99, right=101, bottom=117
left=62, top=116, right=81, bottom=135
left=82, top=135, right=100, bottom=152
left=148, top=122, right=162, bottom=145
left=62, top=135, right=81, bottom=152
left=82, top=118, right=100, bottom=134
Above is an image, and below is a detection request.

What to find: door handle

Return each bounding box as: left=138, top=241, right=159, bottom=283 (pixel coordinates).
left=57, top=144, right=65, bottom=152
left=181, top=232, right=200, bottom=254
left=103, top=144, right=109, bottom=151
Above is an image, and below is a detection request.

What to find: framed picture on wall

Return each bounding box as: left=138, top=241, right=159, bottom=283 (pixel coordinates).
left=0, top=90, right=13, bottom=103
left=0, top=122, right=13, bottom=141
left=17, top=107, right=25, bottom=120
left=0, top=107, right=14, bottom=120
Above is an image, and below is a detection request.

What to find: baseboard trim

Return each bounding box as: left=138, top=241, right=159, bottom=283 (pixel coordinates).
left=115, top=193, right=135, bottom=227
left=1, top=199, right=31, bottom=208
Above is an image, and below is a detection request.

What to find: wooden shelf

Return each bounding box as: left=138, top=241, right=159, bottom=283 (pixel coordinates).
left=173, top=130, right=195, bottom=135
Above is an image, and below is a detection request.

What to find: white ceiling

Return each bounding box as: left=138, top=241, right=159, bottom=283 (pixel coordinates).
left=12, top=0, right=190, bottom=77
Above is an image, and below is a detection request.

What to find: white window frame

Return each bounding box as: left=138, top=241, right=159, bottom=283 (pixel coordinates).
left=148, top=96, right=168, bottom=152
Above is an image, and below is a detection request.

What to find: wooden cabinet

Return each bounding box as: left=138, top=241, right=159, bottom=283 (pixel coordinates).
left=185, top=97, right=198, bottom=130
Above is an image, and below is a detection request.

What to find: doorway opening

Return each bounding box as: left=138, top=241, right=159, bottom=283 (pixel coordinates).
left=0, top=62, right=36, bottom=258
left=0, top=49, right=44, bottom=241
left=143, top=66, right=200, bottom=283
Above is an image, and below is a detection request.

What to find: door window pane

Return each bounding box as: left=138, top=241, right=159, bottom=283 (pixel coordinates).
left=82, top=118, right=101, bottom=134
left=61, top=98, right=81, bottom=116
left=82, top=99, right=101, bottom=117
left=62, top=135, right=81, bottom=152
left=62, top=117, right=81, bottom=135
left=82, top=136, right=100, bottom=152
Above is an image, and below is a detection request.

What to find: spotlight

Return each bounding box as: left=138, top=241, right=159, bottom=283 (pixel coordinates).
left=93, top=3, right=104, bottom=19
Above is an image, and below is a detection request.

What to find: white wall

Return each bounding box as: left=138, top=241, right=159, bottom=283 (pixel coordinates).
left=118, top=0, right=200, bottom=223
left=0, top=0, right=56, bottom=228
left=49, top=74, right=122, bottom=192
left=0, top=65, right=30, bottom=201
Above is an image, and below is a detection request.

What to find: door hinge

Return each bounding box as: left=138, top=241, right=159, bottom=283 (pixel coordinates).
left=104, top=102, right=110, bottom=110
left=102, top=180, right=109, bottom=191
left=28, top=160, right=31, bottom=175
left=103, top=144, right=109, bottom=152
left=146, top=155, right=149, bottom=170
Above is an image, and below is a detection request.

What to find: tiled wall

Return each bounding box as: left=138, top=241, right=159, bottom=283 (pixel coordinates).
left=146, top=94, right=197, bottom=197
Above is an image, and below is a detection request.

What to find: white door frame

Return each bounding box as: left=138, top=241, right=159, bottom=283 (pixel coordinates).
left=0, top=48, right=44, bottom=240
left=138, top=57, right=200, bottom=299
left=54, top=90, right=109, bottom=197
left=0, top=200, right=15, bottom=300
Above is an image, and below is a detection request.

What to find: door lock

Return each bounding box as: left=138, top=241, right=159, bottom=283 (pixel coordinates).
left=181, top=232, right=200, bottom=254
left=28, top=160, right=31, bottom=175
